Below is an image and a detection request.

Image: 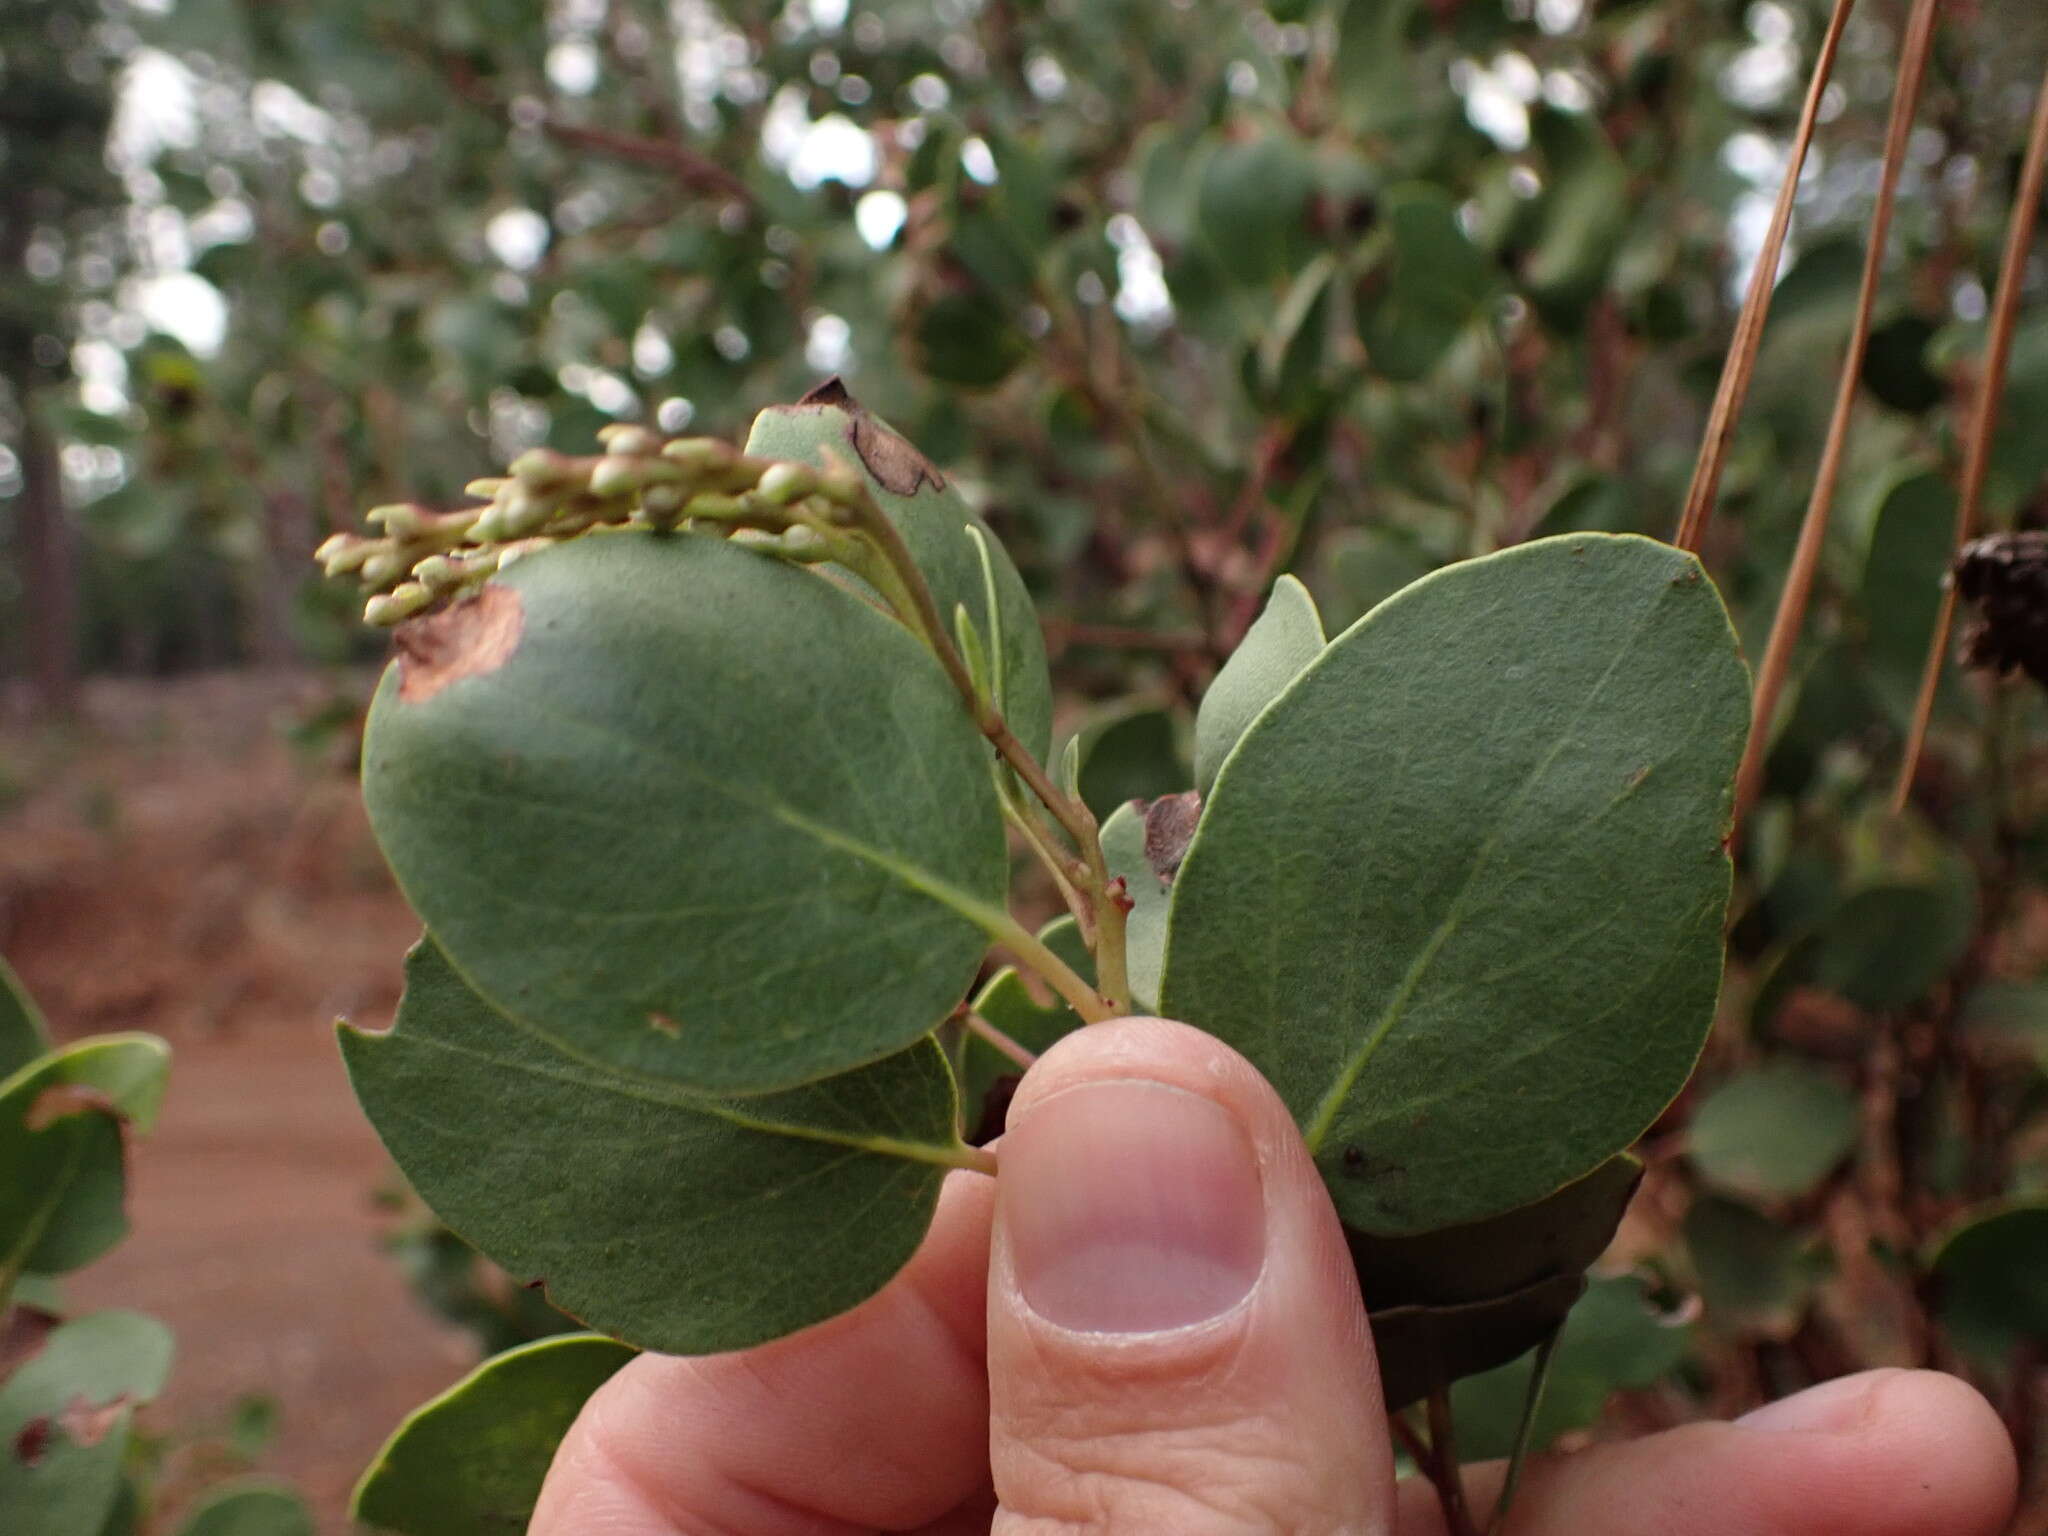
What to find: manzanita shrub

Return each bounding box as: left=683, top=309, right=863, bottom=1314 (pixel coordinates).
left=0, top=958, right=312, bottom=1536
left=319, top=382, right=1750, bottom=1534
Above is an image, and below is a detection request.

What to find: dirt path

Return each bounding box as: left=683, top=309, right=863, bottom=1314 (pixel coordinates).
left=3, top=672, right=477, bottom=1531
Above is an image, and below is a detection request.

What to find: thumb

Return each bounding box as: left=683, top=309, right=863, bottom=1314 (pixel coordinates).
left=987, top=1016, right=1394, bottom=1535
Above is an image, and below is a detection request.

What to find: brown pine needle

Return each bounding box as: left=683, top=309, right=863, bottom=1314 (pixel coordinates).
left=1732, top=0, right=1943, bottom=827
left=1893, top=60, right=2048, bottom=814
left=1673, top=0, right=1858, bottom=555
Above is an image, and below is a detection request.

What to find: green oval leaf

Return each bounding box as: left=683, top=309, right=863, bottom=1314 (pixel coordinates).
left=362, top=531, right=1008, bottom=1095
left=0, top=959, right=50, bottom=1082
left=1928, top=1201, right=2048, bottom=1366
left=1449, top=1276, right=1693, bottom=1460
left=1860, top=472, right=1958, bottom=699
left=744, top=386, right=1053, bottom=762
left=1348, top=1153, right=1640, bottom=1312
left=1195, top=129, right=1316, bottom=287
left=1195, top=576, right=1325, bottom=796
left=1358, top=184, right=1495, bottom=382
left=0, top=1311, right=174, bottom=1536
left=341, top=941, right=968, bottom=1354
left=0, top=1035, right=171, bottom=1287
left=1071, top=706, right=1186, bottom=822
left=1161, top=534, right=1750, bottom=1234
left=351, top=1334, right=635, bottom=1536
left=1371, top=1273, right=1586, bottom=1413
left=173, top=1484, right=314, bottom=1536
left=1684, top=1194, right=1817, bottom=1336
left=1687, top=1061, right=1857, bottom=1202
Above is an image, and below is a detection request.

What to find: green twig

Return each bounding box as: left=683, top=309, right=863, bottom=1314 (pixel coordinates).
left=1487, top=1329, right=1561, bottom=1535
left=964, top=1010, right=1038, bottom=1071
left=1426, top=1383, right=1481, bottom=1536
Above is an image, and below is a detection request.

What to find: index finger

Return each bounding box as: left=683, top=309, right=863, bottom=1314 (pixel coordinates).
left=530, top=1168, right=996, bottom=1535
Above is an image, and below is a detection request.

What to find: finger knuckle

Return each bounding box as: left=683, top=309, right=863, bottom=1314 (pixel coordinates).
left=996, top=1422, right=1375, bottom=1535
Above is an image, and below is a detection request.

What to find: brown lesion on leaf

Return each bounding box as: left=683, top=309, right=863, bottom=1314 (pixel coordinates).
left=846, top=411, right=945, bottom=497
left=395, top=584, right=524, bottom=705
left=647, top=1012, right=682, bottom=1037
left=798, top=376, right=855, bottom=408
left=26, top=1082, right=118, bottom=1131
left=57, top=1392, right=132, bottom=1448
left=796, top=375, right=946, bottom=497
left=13, top=1417, right=50, bottom=1467
left=1140, top=790, right=1204, bottom=884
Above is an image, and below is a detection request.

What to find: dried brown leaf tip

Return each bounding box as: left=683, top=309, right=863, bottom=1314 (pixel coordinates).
left=798, top=375, right=946, bottom=497
left=396, top=585, right=525, bottom=704
left=1953, top=532, right=2048, bottom=688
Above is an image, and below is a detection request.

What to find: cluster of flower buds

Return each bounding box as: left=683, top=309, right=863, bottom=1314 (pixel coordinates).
left=315, top=423, right=877, bottom=625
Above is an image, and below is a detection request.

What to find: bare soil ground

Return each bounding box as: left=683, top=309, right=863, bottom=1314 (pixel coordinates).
left=2, top=671, right=477, bottom=1532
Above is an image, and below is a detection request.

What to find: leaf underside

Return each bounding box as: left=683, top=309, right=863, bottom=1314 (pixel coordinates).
left=1194, top=574, right=1325, bottom=796
left=342, top=940, right=963, bottom=1356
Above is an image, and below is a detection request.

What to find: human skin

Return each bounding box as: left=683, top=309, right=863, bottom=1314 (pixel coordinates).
left=530, top=1017, right=2019, bottom=1536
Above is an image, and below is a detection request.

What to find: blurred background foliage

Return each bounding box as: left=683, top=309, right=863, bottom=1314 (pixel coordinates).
left=8, top=0, right=2048, bottom=1515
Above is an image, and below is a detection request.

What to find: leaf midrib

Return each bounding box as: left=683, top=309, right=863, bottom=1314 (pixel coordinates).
left=1299, top=590, right=1666, bottom=1155
left=358, top=1005, right=969, bottom=1172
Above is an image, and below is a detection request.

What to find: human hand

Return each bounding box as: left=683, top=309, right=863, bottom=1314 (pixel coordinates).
left=530, top=1016, right=2018, bottom=1535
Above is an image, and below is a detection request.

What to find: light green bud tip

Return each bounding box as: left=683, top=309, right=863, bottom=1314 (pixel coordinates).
left=509, top=448, right=569, bottom=486
left=597, top=424, right=660, bottom=457
left=366, top=503, right=425, bottom=537
left=661, top=438, right=730, bottom=471
left=412, top=555, right=460, bottom=590
left=496, top=491, right=554, bottom=538
left=365, top=582, right=434, bottom=625
left=757, top=462, right=818, bottom=505
left=360, top=551, right=410, bottom=588
left=588, top=456, right=643, bottom=498
left=316, top=534, right=372, bottom=575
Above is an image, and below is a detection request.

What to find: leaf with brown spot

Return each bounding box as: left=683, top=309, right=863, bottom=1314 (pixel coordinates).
left=1141, top=790, right=1203, bottom=883
left=55, top=1392, right=130, bottom=1448
left=25, top=1085, right=115, bottom=1133
left=0, top=1310, right=172, bottom=1533
left=1, top=1035, right=169, bottom=1283
left=744, top=390, right=1052, bottom=760
left=11, top=1416, right=50, bottom=1468
left=394, top=585, right=525, bottom=705
left=363, top=534, right=1007, bottom=1094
